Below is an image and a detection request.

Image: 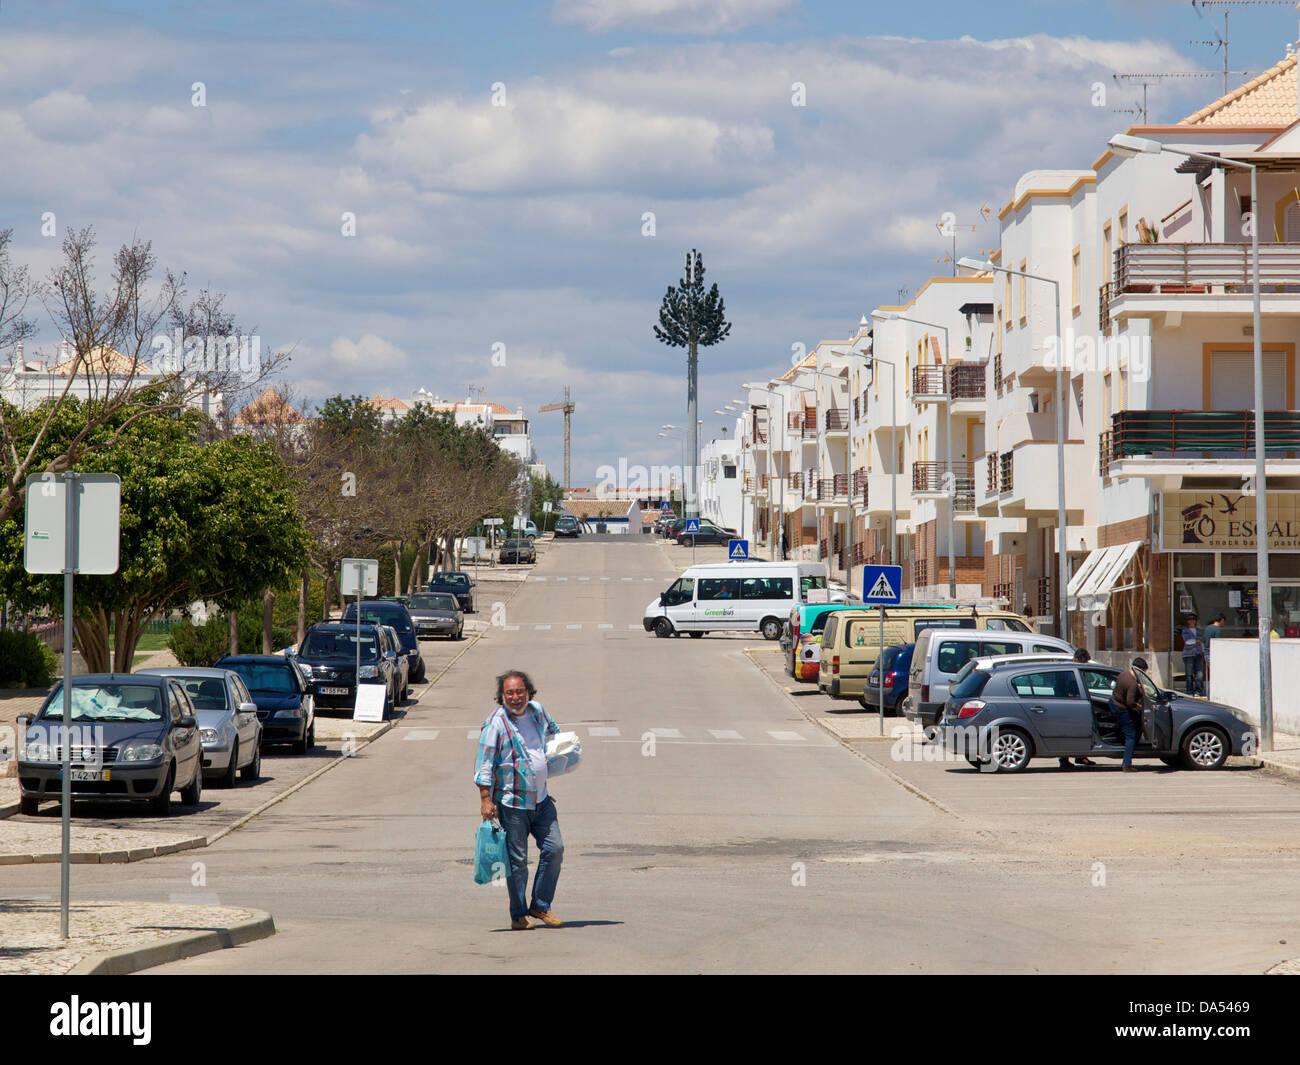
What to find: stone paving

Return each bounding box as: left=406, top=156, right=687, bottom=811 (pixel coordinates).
left=0, top=898, right=260, bottom=975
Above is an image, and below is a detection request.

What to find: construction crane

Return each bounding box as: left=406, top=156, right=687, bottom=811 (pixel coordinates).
left=539, top=386, right=575, bottom=495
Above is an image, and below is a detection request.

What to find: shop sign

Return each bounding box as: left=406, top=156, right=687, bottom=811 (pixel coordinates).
left=1160, top=491, right=1300, bottom=552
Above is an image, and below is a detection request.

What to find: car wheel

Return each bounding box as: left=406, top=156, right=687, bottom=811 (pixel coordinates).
left=150, top=766, right=175, bottom=817
left=292, top=724, right=309, bottom=755
left=240, top=740, right=262, bottom=781
left=20, top=795, right=39, bottom=817
left=180, top=759, right=203, bottom=806
left=760, top=617, right=783, bottom=641
left=219, top=741, right=239, bottom=788
left=988, top=727, right=1033, bottom=773
left=688, top=631, right=704, bottom=639
left=654, top=617, right=674, bottom=638
left=415, top=662, right=427, bottom=682
left=1181, top=725, right=1229, bottom=770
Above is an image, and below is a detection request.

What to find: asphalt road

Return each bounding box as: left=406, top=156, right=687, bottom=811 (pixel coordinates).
left=6, top=537, right=1300, bottom=973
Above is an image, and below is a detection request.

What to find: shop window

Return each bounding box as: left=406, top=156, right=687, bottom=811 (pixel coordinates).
left=1221, top=553, right=1257, bottom=577
left=1271, top=555, right=1300, bottom=579
left=1174, top=554, right=1214, bottom=579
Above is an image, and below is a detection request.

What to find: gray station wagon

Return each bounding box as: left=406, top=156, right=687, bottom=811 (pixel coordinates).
left=934, top=657, right=1258, bottom=773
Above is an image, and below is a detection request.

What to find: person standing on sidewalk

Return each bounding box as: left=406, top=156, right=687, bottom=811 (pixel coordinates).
left=474, top=669, right=565, bottom=931
left=1180, top=615, right=1206, bottom=696
left=1111, top=657, right=1147, bottom=772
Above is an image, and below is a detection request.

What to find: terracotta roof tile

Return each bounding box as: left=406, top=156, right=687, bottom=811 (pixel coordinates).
left=1180, top=53, right=1297, bottom=126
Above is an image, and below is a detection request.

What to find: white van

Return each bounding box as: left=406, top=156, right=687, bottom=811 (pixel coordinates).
left=642, top=561, right=841, bottom=640
left=905, top=627, right=1075, bottom=729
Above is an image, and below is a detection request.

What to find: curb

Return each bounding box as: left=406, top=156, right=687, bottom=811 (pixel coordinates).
left=1257, top=755, right=1300, bottom=784
left=66, top=909, right=276, bottom=975
left=0, top=835, right=206, bottom=866
left=741, top=646, right=965, bottom=821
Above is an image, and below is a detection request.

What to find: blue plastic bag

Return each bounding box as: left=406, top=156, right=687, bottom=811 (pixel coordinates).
left=474, top=820, right=509, bottom=885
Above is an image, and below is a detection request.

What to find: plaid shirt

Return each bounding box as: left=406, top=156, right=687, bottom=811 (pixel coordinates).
left=474, top=701, right=560, bottom=811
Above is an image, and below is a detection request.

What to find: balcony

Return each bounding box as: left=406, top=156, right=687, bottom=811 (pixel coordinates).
left=911, top=364, right=987, bottom=403
left=913, top=558, right=928, bottom=589
left=1000, top=452, right=1014, bottom=495
left=852, top=468, right=868, bottom=507
left=817, top=474, right=848, bottom=501
left=951, top=364, right=986, bottom=400
left=787, top=471, right=802, bottom=492
left=1037, top=575, right=1053, bottom=620
left=1102, top=409, right=1300, bottom=478
left=804, top=474, right=819, bottom=502
left=802, top=412, right=818, bottom=440
left=912, top=461, right=975, bottom=512
left=1101, top=242, right=1300, bottom=326
left=912, top=365, right=946, bottom=400
left=987, top=453, right=998, bottom=495
left=825, top=408, right=850, bottom=433
left=994, top=353, right=1002, bottom=391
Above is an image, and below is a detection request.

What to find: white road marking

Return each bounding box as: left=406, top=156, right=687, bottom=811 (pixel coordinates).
left=579, top=576, right=590, bottom=581
left=533, top=576, right=547, bottom=581
left=504, top=625, right=520, bottom=631
left=598, top=623, right=613, bottom=629
left=557, top=577, right=568, bottom=582
left=535, top=624, right=551, bottom=630
left=403, top=729, right=440, bottom=741
left=627, top=624, right=641, bottom=630
left=709, top=729, right=744, bottom=740
left=600, top=577, right=610, bottom=581
left=621, top=577, right=633, bottom=581
left=588, top=727, right=621, bottom=737
left=467, top=729, right=481, bottom=739
left=650, top=728, right=684, bottom=738
left=566, top=624, right=582, bottom=630
left=767, top=730, right=807, bottom=742
left=170, top=892, right=221, bottom=905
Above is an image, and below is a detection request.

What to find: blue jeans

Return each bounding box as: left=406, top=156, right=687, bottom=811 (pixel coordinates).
left=1110, top=698, right=1139, bottom=768
left=498, top=796, right=563, bottom=920
left=1183, top=655, right=1205, bottom=696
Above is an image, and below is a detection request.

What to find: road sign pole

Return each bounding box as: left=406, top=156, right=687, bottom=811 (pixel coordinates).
left=879, top=610, right=885, bottom=737
left=354, top=562, right=363, bottom=701
left=60, top=471, right=77, bottom=940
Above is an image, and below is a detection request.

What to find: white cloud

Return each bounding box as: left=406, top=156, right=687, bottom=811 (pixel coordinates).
left=552, top=0, right=799, bottom=35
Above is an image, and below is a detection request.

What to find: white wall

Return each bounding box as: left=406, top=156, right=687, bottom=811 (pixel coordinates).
left=1210, top=638, right=1300, bottom=734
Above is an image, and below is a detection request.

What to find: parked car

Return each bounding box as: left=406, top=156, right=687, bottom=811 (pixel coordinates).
left=554, top=515, right=581, bottom=538
left=676, top=520, right=737, bottom=546
left=905, top=627, right=1075, bottom=729
left=524, top=520, right=539, bottom=540
left=17, top=674, right=204, bottom=817
left=935, top=658, right=1258, bottom=773
left=862, top=643, right=915, bottom=714
left=381, top=624, right=410, bottom=702
left=499, top=538, right=537, bottom=564
left=215, top=654, right=316, bottom=754
left=407, top=591, right=464, bottom=640
left=428, top=571, right=476, bottom=612
left=784, top=604, right=875, bottom=680
left=659, top=517, right=687, bottom=539
left=294, top=622, right=399, bottom=717
left=341, top=599, right=425, bottom=682
left=138, top=667, right=263, bottom=786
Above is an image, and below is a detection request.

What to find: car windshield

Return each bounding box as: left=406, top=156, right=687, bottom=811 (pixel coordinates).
left=800, top=575, right=827, bottom=595
left=949, top=670, right=992, bottom=700
left=348, top=606, right=413, bottom=634
left=302, top=629, right=380, bottom=660
left=227, top=662, right=297, bottom=693
left=43, top=683, right=165, bottom=722
left=173, top=676, right=229, bottom=710
left=433, top=574, right=469, bottom=587
left=411, top=594, right=456, bottom=611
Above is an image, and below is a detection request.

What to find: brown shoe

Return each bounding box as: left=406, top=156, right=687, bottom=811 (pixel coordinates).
left=528, top=907, right=563, bottom=928
left=510, top=916, right=533, bottom=930
left=1076, top=758, right=1096, bottom=766
left=1121, top=766, right=1134, bottom=773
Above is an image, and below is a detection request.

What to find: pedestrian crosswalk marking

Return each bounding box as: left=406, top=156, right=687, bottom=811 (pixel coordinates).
left=766, top=730, right=806, bottom=741
left=467, top=729, right=481, bottom=739
left=557, top=577, right=568, bottom=581
left=533, top=576, right=547, bottom=581
left=579, top=576, right=590, bottom=581
left=598, top=623, right=613, bottom=629
left=588, top=727, right=621, bottom=737
left=709, top=729, right=743, bottom=740
left=621, top=577, right=633, bottom=581
left=600, top=577, right=610, bottom=581
left=403, top=729, right=440, bottom=741
left=566, top=624, right=582, bottom=629
left=627, top=623, right=641, bottom=629
left=650, top=728, right=684, bottom=738
left=535, top=624, right=552, bottom=630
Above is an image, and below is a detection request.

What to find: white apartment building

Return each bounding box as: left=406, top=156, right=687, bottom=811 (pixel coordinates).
left=699, top=435, right=743, bottom=534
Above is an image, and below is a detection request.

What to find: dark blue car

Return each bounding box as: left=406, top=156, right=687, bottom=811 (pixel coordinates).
left=342, top=600, right=424, bottom=682
left=215, top=654, right=316, bottom=753
left=861, top=643, right=914, bottom=714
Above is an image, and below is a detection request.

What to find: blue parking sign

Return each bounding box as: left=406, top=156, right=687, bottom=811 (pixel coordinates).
left=861, top=565, right=902, bottom=605
left=728, top=539, right=749, bottom=560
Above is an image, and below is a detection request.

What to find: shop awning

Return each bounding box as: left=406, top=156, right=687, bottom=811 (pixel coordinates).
left=1068, top=541, right=1143, bottom=611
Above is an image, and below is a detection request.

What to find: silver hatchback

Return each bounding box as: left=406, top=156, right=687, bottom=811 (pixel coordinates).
left=138, top=667, right=263, bottom=786
left=934, top=658, right=1257, bottom=773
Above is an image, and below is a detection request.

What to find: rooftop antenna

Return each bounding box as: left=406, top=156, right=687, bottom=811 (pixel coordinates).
left=934, top=205, right=992, bottom=276
left=1192, top=0, right=1296, bottom=97
left=896, top=286, right=909, bottom=304
left=1111, top=71, right=1229, bottom=124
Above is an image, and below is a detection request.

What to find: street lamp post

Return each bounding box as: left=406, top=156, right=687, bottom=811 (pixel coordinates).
left=861, top=325, right=900, bottom=569
left=1106, top=134, right=1271, bottom=751
left=876, top=312, right=958, bottom=599
left=805, top=365, right=855, bottom=599
left=958, top=256, right=1068, bottom=641
left=743, top=383, right=786, bottom=560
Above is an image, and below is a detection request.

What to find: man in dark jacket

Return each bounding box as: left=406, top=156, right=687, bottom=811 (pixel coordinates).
left=1059, top=648, right=1097, bottom=770
left=1111, top=657, right=1147, bottom=772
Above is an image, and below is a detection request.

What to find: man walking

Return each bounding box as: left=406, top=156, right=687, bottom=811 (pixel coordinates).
left=475, top=670, right=565, bottom=930
left=1180, top=615, right=1206, bottom=696
left=1059, top=648, right=1097, bottom=770
left=1111, top=656, right=1147, bottom=772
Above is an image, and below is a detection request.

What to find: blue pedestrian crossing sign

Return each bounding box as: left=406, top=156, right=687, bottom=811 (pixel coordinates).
left=861, top=565, right=902, bottom=605
left=661, top=499, right=671, bottom=510
left=683, top=519, right=700, bottom=533
left=728, top=539, right=749, bottom=560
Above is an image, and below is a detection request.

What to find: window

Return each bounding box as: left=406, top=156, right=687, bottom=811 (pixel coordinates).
left=723, top=464, right=736, bottom=479
left=1102, top=223, right=1112, bottom=285
left=1118, top=209, right=1128, bottom=246
left=800, top=574, right=827, bottom=596
left=1071, top=246, right=1081, bottom=312
left=1081, top=669, right=1118, bottom=699
left=1031, top=643, right=1063, bottom=655
left=1010, top=670, right=1080, bottom=698
left=937, top=639, right=981, bottom=674
left=698, top=578, right=740, bottom=600
left=741, top=577, right=793, bottom=600
left=169, top=685, right=186, bottom=723
left=1005, top=274, right=1012, bottom=330
left=1019, top=261, right=1028, bottom=323
left=951, top=670, right=992, bottom=699
left=663, top=578, right=694, bottom=605
left=913, top=618, right=976, bottom=638
left=984, top=618, right=1030, bottom=632
left=981, top=641, right=1020, bottom=657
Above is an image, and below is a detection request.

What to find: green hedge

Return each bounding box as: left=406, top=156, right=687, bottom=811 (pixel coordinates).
left=0, top=630, right=58, bottom=687
left=168, top=612, right=294, bottom=667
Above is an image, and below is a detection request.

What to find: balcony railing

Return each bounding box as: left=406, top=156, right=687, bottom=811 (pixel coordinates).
left=1037, top=575, right=1052, bottom=620
left=852, top=468, right=867, bottom=506
left=951, top=363, right=985, bottom=399
left=802, top=411, right=818, bottom=439
left=912, top=365, right=946, bottom=396
left=1106, top=410, right=1300, bottom=460
left=1115, top=241, right=1300, bottom=294
left=993, top=581, right=1013, bottom=602
left=913, top=559, right=928, bottom=588
left=787, top=411, right=804, bottom=432
left=743, top=472, right=754, bottom=492
left=912, top=462, right=975, bottom=512
left=788, top=471, right=802, bottom=491
left=987, top=453, right=998, bottom=495
left=910, top=364, right=987, bottom=400
left=993, top=354, right=1002, bottom=391
left=804, top=475, right=819, bottom=501
left=818, top=475, right=848, bottom=500
left=1000, top=452, right=1014, bottom=494
left=825, top=408, right=849, bottom=431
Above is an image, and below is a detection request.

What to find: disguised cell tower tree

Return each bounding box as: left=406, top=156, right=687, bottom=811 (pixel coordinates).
left=653, top=249, right=731, bottom=519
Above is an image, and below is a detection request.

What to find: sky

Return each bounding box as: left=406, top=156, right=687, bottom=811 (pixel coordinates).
left=3, top=0, right=1299, bottom=485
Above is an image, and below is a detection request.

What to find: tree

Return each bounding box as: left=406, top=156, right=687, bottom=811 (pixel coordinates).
left=529, top=471, right=563, bottom=531
left=0, top=398, right=310, bottom=671
left=653, top=248, right=731, bottom=520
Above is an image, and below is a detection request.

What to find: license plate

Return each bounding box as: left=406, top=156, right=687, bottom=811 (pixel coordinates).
left=319, top=686, right=349, bottom=695
left=71, top=770, right=108, bottom=781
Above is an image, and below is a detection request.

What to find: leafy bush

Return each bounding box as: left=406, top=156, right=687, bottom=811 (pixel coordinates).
left=0, top=629, right=58, bottom=687
left=168, top=611, right=294, bottom=666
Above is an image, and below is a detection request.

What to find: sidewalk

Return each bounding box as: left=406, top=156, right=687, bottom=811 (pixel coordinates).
left=0, top=898, right=274, bottom=975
